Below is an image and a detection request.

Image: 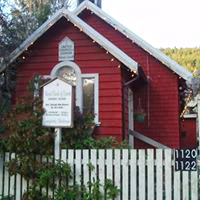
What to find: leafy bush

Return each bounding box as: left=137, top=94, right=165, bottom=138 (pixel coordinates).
left=0, top=75, right=122, bottom=199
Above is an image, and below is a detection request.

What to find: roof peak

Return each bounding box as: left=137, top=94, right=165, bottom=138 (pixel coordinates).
left=74, top=1, right=193, bottom=83
left=78, top=0, right=101, bottom=8
left=1, top=7, right=138, bottom=74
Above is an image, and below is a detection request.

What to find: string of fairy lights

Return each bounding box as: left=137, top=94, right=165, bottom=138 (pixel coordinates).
left=6, top=6, right=195, bottom=126
left=13, top=7, right=186, bottom=94
left=180, top=89, right=193, bottom=119
left=14, top=9, right=137, bottom=79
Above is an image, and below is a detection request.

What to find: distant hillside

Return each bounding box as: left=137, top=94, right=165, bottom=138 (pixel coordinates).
left=160, top=47, right=200, bottom=72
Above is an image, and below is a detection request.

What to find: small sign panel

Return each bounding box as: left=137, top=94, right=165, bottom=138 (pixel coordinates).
left=175, top=149, right=197, bottom=171
left=58, top=37, right=74, bottom=61
left=42, top=78, right=73, bottom=127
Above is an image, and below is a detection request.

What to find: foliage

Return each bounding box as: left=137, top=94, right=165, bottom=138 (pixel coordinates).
left=53, top=177, right=119, bottom=200
left=1, top=95, right=54, bottom=154
left=0, top=0, right=72, bottom=58
left=0, top=76, right=122, bottom=199
left=0, top=65, right=16, bottom=121
left=0, top=0, right=72, bottom=123
left=61, top=108, right=128, bottom=149
left=0, top=196, right=14, bottom=200
left=160, top=47, right=200, bottom=72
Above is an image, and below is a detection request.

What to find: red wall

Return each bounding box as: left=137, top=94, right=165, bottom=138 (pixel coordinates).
left=80, top=11, right=180, bottom=148
left=180, top=118, right=197, bottom=149
left=15, top=17, right=123, bottom=140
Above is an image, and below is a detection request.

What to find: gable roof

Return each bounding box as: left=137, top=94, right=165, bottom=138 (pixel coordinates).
left=0, top=7, right=138, bottom=74
left=74, top=0, right=193, bottom=83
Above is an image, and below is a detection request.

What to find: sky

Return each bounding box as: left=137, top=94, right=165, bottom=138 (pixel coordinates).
left=101, top=0, right=200, bottom=48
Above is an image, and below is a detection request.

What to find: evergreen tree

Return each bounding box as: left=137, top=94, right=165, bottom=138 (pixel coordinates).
left=0, top=0, right=72, bottom=120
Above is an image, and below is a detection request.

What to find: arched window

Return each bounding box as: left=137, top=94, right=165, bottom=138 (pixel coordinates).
left=50, top=61, right=82, bottom=111
left=50, top=61, right=99, bottom=124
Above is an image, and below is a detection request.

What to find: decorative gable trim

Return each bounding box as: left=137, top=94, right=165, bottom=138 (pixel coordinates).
left=74, top=0, right=193, bottom=83
left=0, top=8, right=138, bottom=74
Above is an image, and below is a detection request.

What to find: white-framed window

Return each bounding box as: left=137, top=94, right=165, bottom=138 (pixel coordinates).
left=82, top=74, right=99, bottom=124
left=50, top=61, right=99, bottom=124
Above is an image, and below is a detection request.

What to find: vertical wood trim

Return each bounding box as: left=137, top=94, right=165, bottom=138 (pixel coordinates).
left=75, top=150, right=82, bottom=185
left=0, top=149, right=199, bottom=199
left=128, top=89, right=134, bottom=148
left=130, top=150, right=137, bottom=200
left=174, top=171, right=181, bottom=200
left=4, top=152, right=10, bottom=197
left=121, top=149, right=129, bottom=200
left=113, top=149, right=120, bottom=200
left=41, top=155, right=48, bottom=197
left=48, top=156, right=53, bottom=198
left=147, top=149, right=154, bottom=200
left=9, top=153, right=16, bottom=198
left=138, top=150, right=145, bottom=200
left=164, top=149, right=172, bottom=200
left=15, top=169, right=21, bottom=200
left=191, top=171, right=198, bottom=200
left=67, top=150, right=74, bottom=186
left=156, top=149, right=163, bottom=200
left=182, top=171, right=189, bottom=199
left=90, top=150, right=97, bottom=182
left=98, top=150, right=105, bottom=197
left=81, top=73, right=99, bottom=124
left=21, top=168, right=27, bottom=196
left=61, top=150, right=67, bottom=186
left=82, top=150, right=89, bottom=189
left=106, top=150, right=113, bottom=180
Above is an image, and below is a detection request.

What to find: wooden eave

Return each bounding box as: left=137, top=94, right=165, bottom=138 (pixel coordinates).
left=0, top=8, right=138, bottom=75
left=74, top=0, right=193, bottom=83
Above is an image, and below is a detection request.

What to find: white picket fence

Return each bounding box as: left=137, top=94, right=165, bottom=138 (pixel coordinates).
left=0, top=149, right=199, bottom=200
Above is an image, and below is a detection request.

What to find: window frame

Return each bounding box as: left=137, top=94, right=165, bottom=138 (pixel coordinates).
left=81, top=73, right=99, bottom=125
left=50, top=61, right=99, bottom=125
left=50, top=61, right=83, bottom=112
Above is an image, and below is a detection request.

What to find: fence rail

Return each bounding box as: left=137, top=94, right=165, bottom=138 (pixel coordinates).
left=0, top=149, right=199, bottom=200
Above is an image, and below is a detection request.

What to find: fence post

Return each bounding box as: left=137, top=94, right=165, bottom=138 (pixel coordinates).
left=197, top=96, right=200, bottom=152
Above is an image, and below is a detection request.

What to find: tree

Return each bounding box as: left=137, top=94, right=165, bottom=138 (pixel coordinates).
left=0, top=0, right=73, bottom=58
left=0, top=0, right=72, bottom=120
left=160, top=47, right=200, bottom=72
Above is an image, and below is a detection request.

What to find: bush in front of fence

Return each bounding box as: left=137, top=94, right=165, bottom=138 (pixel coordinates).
left=0, top=76, right=122, bottom=199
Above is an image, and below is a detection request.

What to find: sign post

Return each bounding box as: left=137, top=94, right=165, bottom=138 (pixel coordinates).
left=54, top=128, right=62, bottom=160
left=42, top=77, right=73, bottom=160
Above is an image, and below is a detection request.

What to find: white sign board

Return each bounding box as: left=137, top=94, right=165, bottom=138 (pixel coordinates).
left=58, top=37, right=74, bottom=61
left=42, top=78, right=73, bottom=127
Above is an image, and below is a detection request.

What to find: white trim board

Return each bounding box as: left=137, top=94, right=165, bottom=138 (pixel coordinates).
left=50, top=61, right=83, bottom=111
left=129, top=130, right=170, bottom=149
left=0, top=7, right=138, bottom=74
left=82, top=73, right=99, bottom=125
left=74, top=0, right=193, bottom=83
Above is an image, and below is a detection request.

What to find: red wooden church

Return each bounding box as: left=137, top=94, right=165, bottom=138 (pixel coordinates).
left=1, top=0, right=196, bottom=149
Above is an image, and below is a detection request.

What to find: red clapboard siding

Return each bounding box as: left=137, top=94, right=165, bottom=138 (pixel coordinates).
left=99, top=89, right=121, bottom=97
left=99, top=97, right=121, bottom=104
left=95, top=127, right=122, bottom=135
left=100, top=120, right=122, bottom=127
left=99, top=111, right=122, bottom=119
left=80, top=11, right=181, bottom=148
left=99, top=104, right=122, bottom=112
left=100, top=74, right=121, bottom=82
left=14, top=17, right=123, bottom=139
left=100, top=82, right=122, bottom=89
left=180, top=118, right=197, bottom=149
